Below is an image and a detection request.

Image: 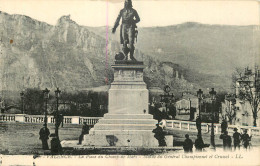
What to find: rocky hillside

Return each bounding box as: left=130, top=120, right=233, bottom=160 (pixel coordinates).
left=0, top=12, right=118, bottom=92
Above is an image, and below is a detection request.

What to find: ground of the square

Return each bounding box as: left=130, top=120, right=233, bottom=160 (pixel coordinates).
left=1, top=122, right=259, bottom=155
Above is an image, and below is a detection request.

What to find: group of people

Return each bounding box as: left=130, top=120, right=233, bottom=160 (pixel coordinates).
left=183, top=134, right=206, bottom=153
left=220, top=128, right=252, bottom=151
left=39, top=121, right=92, bottom=154
left=183, top=117, right=252, bottom=153
left=183, top=129, right=252, bottom=153
left=39, top=124, right=63, bottom=155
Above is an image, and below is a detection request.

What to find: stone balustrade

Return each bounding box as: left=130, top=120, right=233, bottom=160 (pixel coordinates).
left=79, top=117, right=100, bottom=126
left=0, top=113, right=101, bottom=125
left=0, top=114, right=16, bottom=122
left=161, top=119, right=260, bottom=136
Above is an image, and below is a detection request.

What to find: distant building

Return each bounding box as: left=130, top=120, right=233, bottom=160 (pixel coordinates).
left=175, top=92, right=198, bottom=121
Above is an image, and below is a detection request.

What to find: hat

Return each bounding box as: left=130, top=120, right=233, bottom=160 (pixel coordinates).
left=233, top=128, right=238, bottom=131
left=43, top=124, right=47, bottom=126
left=50, top=133, right=57, bottom=137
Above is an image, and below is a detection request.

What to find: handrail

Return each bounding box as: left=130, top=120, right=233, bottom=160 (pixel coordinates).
left=161, top=119, right=260, bottom=136
left=0, top=113, right=102, bottom=125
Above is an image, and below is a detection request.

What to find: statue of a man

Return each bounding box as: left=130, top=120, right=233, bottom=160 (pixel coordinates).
left=112, top=0, right=140, bottom=61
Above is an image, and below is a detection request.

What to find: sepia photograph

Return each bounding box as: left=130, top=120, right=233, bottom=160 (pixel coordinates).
left=0, top=0, right=259, bottom=165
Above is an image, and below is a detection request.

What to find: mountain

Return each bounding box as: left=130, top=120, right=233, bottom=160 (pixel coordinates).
left=0, top=12, right=117, bottom=93
left=138, top=23, right=260, bottom=76
left=88, top=23, right=260, bottom=91
left=1, top=11, right=255, bottom=101
left=0, top=11, right=198, bottom=100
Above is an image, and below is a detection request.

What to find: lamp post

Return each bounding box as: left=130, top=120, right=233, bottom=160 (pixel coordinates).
left=197, top=89, right=203, bottom=118
left=42, top=88, right=50, bottom=127
left=54, top=87, right=61, bottom=137
left=20, top=91, right=25, bottom=114
left=209, top=88, right=216, bottom=150
left=196, top=89, right=203, bottom=137
left=159, top=85, right=174, bottom=119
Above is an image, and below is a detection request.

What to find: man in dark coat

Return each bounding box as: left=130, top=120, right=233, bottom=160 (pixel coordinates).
left=233, top=128, right=241, bottom=150
left=241, top=130, right=251, bottom=150
left=196, top=116, right=202, bottom=136
left=152, top=124, right=166, bottom=146
left=220, top=131, right=232, bottom=151
left=39, top=124, right=50, bottom=150
left=78, top=122, right=90, bottom=144
left=195, top=135, right=205, bottom=152
left=183, top=134, right=193, bottom=153
left=50, top=133, right=63, bottom=155
left=112, top=0, right=140, bottom=61
left=221, top=119, right=228, bottom=133
left=60, top=114, right=64, bottom=127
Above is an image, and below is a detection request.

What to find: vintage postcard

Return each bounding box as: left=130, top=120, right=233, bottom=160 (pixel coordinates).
left=0, top=0, right=259, bottom=165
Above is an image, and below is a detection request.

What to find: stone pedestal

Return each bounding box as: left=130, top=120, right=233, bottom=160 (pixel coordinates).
left=84, top=61, right=173, bottom=147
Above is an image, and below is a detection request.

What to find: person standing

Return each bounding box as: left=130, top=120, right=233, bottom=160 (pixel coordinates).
left=220, top=131, right=232, bottom=151
left=50, top=133, right=63, bottom=155
left=195, top=135, right=205, bottom=152
left=196, top=116, right=202, bottom=136
left=152, top=124, right=166, bottom=146
left=241, top=130, right=251, bottom=150
left=60, top=114, right=64, bottom=127
left=233, top=128, right=241, bottom=150
left=221, top=119, right=228, bottom=133
left=183, top=134, right=193, bottom=153
left=39, top=124, right=50, bottom=150
left=78, top=122, right=90, bottom=145
left=226, top=132, right=232, bottom=151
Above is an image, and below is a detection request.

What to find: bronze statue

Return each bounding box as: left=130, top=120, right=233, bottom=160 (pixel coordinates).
left=112, top=0, right=140, bottom=61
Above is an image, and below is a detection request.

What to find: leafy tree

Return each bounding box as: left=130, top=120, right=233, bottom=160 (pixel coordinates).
left=224, top=95, right=237, bottom=124
left=23, top=88, right=44, bottom=115
left=235, top=67, right=260, bottom=126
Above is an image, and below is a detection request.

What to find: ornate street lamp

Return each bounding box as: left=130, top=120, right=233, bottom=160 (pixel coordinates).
left=197, top=89, right=203, bottom=118
left=196, top=89, right=203, bottom=137
left=209, top=88, right=216, bottom=150
left=42, top=88, right=50, bottom=127
left=20, top=91, right=25, bottom=114
left=54, top=87, right=61, bottom=137
left=159, top=85, right=174, bottom=118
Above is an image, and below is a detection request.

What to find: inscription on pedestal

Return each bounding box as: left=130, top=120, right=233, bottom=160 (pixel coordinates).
left=114, top=69, right=143, bottom=82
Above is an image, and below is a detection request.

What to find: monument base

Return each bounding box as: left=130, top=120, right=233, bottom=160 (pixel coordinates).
left=83, top=114, right=173, bottom=147
left=83, top=61, right=173, bottom=147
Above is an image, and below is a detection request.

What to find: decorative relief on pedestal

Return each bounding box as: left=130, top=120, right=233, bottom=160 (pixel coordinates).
left=114, top=69, right=143, bottom=81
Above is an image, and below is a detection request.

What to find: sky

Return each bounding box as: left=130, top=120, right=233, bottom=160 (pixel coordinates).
left=0, top=0, right=259, bottom=27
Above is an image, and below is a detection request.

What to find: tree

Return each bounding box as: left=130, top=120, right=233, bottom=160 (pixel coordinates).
left=23, top=88, right=44, bottom=115
left=235, top=66, right=260, bottom=126
left=224, top=95, right=237, bottom=125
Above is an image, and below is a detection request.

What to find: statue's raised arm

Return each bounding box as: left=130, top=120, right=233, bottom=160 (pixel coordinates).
left=112, top=0, right=140, bottom=61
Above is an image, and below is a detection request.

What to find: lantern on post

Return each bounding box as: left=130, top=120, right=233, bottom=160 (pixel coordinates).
left=42, top=88, right=50, bottom=127
left=209, top=88, right=216, bottom=150
left=20, top=91, right=25, bottom=114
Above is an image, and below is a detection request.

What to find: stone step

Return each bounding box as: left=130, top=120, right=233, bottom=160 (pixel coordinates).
left=98, top=119, right=157, bottom=125
left=103, top=114, right=154, bottom=119
left=84, top=132, right=159, bottom=147
left=89, top=129, right=156, bottom=135
left=93, top=124, right=156, bottom=130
